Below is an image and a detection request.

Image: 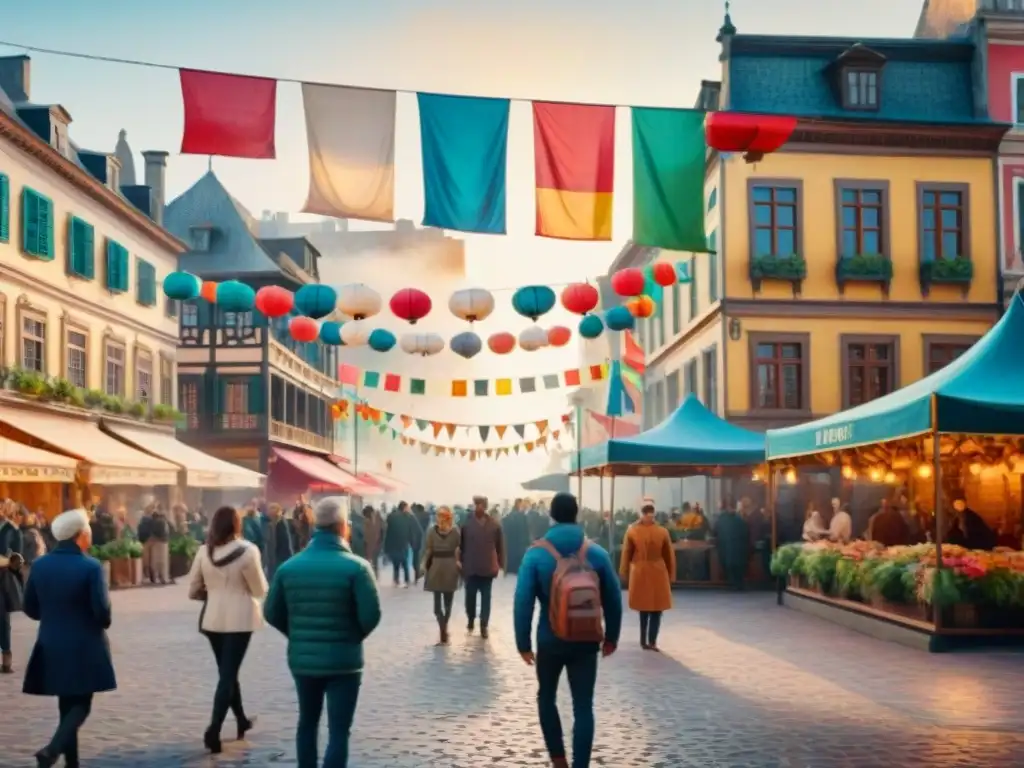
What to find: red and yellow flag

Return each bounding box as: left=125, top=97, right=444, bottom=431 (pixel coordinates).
left=533, top=102, right=615, bottom=240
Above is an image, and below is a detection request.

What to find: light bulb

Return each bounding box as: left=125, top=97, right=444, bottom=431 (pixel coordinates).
left=869, top=468, right=882, bottom=482
left=917, top=464, right=932, bottom=479
left=841, top=466, right=856, bottom=480
left=969, top=462, right=982, bottom=476
left=785, top=468, right=797, bottom=485
left=884, top=471, right=896, bottom=484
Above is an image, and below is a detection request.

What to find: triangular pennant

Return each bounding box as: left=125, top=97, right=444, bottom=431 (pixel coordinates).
left=391, top=429, right=399, bottom=439
left=431, top=422, right=443, bottom=439
left=435, top=446, right=445, bottom=456
left=495, top=425, right=507, bottom=439
left=552, top=430, right=560, bottom=440
left=383, top=411, right=393, bottom=423
left=537, top=435, right=547, bottom=446
left=514, top=445, right=520, bottom=455
left=479, top=425, right=491, bottom=442
left=459, top=449, right=468, bottom=457
left=409, top=439, right=417, bottom=446
left=377, top=424, right=388, bottom=434
left=485, top=448, right=493, bottom=458
left=401, top=415, right=413, bottom=429
left=469, top=450, right=477, bottom=461
left=400, top=436, right=408, bottom=445
left=501, top=447, right=510, bottom=456
left=445, top=424, right=456, bottom=439
left=448, top=447, right=456, bottom=456
left=415, top=419, right=429, bottom=431
left=525, top=442, right=535, bottom=453
left=561, top=413, right=572, bottom=424
left=513, top=424, right=526, bottom=439
left=535, top=420, right=548, bottom=434
left=420, top=443, right=430, bottom=455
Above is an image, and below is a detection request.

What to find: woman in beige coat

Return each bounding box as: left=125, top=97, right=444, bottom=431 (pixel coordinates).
left=422, top=506, right=461, bottom=645
left=188, top=506, right=267, bottom=754
left=619, top=502, right=676, bottom=651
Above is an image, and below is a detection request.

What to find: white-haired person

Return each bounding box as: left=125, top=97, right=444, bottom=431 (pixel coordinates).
left=22, top=508, right=116, bottom=768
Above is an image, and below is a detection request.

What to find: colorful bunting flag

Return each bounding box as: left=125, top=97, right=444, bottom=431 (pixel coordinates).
left=179, top=70, right=277, bottom=159
left=384, top=373, right=401, bottom=392
left=533, top=102, right=615, bottom=241
left=338, top=364, right=359, bottom=386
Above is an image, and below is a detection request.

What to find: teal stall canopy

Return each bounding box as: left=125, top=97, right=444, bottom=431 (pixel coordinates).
left=572, top=394, right=766, bottom=477
left=767, top=292, right=1024, bottom=461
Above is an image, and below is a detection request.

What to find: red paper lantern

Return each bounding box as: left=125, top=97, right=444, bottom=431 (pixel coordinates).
left=254, top=285, right=294, bottom=318
left=650, top=262, right=677, bottom=287
left=611, top=268, right=645, bottom=297
left=560, top=283, right=599, bottom=315
left=200, top=281, right=218, bottom=303
left=704, top=112, right=797, bottom=163
left=547, top=326, right=572, bottom=347
left=390, top=288, right=432, bottom=324
left=487, top=332, right=516, bottom=355
left=627, top=295, right=656, bottom=319
left=289, top=316, right=319, bottom=343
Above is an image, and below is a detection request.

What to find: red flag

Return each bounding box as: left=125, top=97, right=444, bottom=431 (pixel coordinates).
left=179, top=69, right=277, bottom=159
left=338, top=364, right=359, bottom=386
left=623, top=330, right=645, bottom=374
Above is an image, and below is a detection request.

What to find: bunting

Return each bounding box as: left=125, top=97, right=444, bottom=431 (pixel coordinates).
left=179, top=70, right=277, bottom=159
left=389, top=427, right=557, bottom=461
left=338, top=362, right=608, bottom=397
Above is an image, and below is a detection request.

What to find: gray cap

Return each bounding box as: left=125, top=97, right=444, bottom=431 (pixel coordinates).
left=314, top=498, right=349, bottom=529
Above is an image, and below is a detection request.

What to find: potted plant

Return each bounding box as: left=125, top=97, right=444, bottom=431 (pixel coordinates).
left=68, top=387, right=87, bottom=408
left=152, top=403, right=182, bottom=423
left=169, top=533, right=199, bottom=579
left=919, top=256, right=973, bottom=296
left=102, top=394, right=125, bottom=414
left=83, top=388, right=106, bottom=408
left=126, top=539, right=144, bottom=585
left=48, top=376, right=76, bottom=403
left=127, top=401, right=147, bottom=419
left=836, top=253, right=893, bottom=294
left=89, top=544, right=112, bottom=587
left=749, top=253, right=807, bottom=294
left=11, top=367, right=47, bottom=397
left=102, top=539, right=134, bottom=589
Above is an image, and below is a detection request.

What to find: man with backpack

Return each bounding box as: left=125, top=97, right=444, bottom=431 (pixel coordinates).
left=513, top=492, right=622, bottom=768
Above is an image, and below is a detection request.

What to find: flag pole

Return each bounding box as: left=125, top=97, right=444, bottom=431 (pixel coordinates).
left=353, top=379, right=360, bottom=477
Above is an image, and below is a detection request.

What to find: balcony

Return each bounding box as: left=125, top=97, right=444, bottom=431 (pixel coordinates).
left=270, top=419, right=333, bottom=453
left=268, top=339, right=338, bottom=392
left=980, top=0, right=1024, bottom=13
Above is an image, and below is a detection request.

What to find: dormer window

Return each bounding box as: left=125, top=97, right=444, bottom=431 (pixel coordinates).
left=108, top=160, right=120, bottom=192
left=189, top=225, right=213, bottom=252
left=52, top=122, right=68, bottom=157
left=844, top=69, right=879, bottom=110
left=831, top=43, right=886, bottom=113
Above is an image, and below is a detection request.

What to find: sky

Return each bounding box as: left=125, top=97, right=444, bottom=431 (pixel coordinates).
left=1, top=0, right=924, bottom=501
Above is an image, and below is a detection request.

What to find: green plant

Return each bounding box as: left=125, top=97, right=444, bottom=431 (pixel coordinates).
left=102, top=394, right=125, bottom=414
left=88, top=544, right=111, bottom=562
left=49, top=377, right=76, bottom=402
left=770, top=543, right=802, bottom=577
left=804, top=549, right=843, bottom=594
left=125, top=540, right=144, bottom=558
left=750, top=254, right=807, bottom=280
left=920, top=257, right=973, bottom=282
left=83, top=388, right=106, bottom=408
left=152, top=403, right=182, bottom=422
left=127, top=401, right=147, bottom=418
left=68, top=387, right=87, bottom=408
left=11, top=367, right=46, bottom=396
left=169, top=533, right=199, bottom=559
left=835, top=557, right=864, bottom=598
left=863, top=561, right=914, bottom=603
left=101, top=539, right=132, bottom=559
left=837, top=254, right=893, bottom=280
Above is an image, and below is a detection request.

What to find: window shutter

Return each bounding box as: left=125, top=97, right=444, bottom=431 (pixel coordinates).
left=0, top=174, right=9, bottom=242
left=688, top=257, right=698, bottom=317
left=106, top=240, right=129, bottom=292
left=22, top=188, right=39, bottom=254
left=136, top=260, right=156, bottom=306
left=248, top=375, right=265, bottom=414
left=68, top=217, right=95, bottom=279
left=197, top=299, right=211, bottom=327
left=37, top=194, right=53, bottom=259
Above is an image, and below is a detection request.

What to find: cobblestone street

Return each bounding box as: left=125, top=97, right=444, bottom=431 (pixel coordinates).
left=0, top=578, right=1022, bottom=767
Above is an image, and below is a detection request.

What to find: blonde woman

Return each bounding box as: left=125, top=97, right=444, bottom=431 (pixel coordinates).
left=422, top=506, right=461, bottom=645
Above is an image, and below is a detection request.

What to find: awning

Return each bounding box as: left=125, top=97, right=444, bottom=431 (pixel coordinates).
left=0, top=409, right=179, bottom=486
left=104, top=423, right=264, bottom=488
left=274, top=448, right=380, bottom=495
left=0, top=435, right=78, bottom=483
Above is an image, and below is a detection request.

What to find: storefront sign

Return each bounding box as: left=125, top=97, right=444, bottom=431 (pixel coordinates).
left=0, top=464, right=76, bottom=483
left=814, top=424, right=854, bottom=448
left=89, top=466, right=178, bottom=487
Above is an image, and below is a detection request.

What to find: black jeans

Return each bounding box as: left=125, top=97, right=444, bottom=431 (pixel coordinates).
left=294, top=673, right=361, bottom=768
left=464, top=575, right=493, bottom=628
left=410, top=547, right=421, bottom=580
left=433, top=591, right=454, bottom=622
left=205, top=631, right=252, bottom=733
left=392, top=555, right=410, bottom=584
left=639, top=611, right=662, bottom=646
left=44, top=694, right=93, bottom=766
left=0, top=609, right=10, bottom=653
left=536, top=648, right=598, bottom=768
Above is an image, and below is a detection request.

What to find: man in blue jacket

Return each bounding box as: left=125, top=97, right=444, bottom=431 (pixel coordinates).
left=513, top=492, right=622, bottom=768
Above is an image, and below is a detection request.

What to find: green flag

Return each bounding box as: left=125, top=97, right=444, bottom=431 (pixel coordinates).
left=632, top=108, right=709, bottom=252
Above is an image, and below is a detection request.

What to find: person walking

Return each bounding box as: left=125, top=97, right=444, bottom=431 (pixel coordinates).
left=620, top=500, right=675, bottom=651
left=411, top=504, right=429, bottom=584
left=0, top=501, right=24, bottom=674
left=188, top=506, right=267, bottom=754
left=149, top=506, right=172, bottom=585
left=264, top=503, right=295, bottom=580
left=383, top=502, right=416, bottom=586
left=514, top=492, right=622, bottom=768
left=264, top=499, right=382, bottom=768
left=363, top=506, right=383, bottom=578
left=461, top=495, right=505, bottom=639
left=23, top=509, right=116, bottom=768
left=241, top=506, right=264, bottom=556
left=136, top=504, right=155, bottom=582
left=421, top=506, right=461, bottom=645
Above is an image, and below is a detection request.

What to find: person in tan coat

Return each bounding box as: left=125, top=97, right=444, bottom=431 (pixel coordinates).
left=619, top=501, right=676, bottom=651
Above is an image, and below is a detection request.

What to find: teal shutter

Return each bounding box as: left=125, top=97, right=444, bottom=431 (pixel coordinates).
left=0, top=174, right=9, bottom=242
left=68, top=216, right=95, bottom=279
left=688, top=257, right=698, bottom=316
left=106, top=239, right=129, bottom=292
left=136, top=259, right=156, bottom=306
left=248, top=376, right=265, bottom=414
left=22, top=189, right=54, bottom=260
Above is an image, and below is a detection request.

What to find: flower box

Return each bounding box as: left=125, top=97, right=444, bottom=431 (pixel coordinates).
left=870, top=595, right=929, bottom=622
left=919, top=258, right=973, bottom=297
left=131, top=556, right=143, bottom=586
left=940, top=602, right=979, bottom=629
left=108, top=556, right=133, bottom=589
left=749, top=254, right=806, bottom=295
left=836, top=255, right=893, bottom=294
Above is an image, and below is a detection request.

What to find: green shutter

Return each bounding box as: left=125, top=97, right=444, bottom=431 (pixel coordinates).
left=136, top=259, right=156, bottom=306
left=106, top=239, right=129, bottom=292
left=68, top=216, right=95, bottom=279
left=688, top=257, right=698, bottom=317
left=248, top=376, right=265, bottom=414
left=0, top=174, right=9, bottom=242
left=22, top=188, right=54, bottom=259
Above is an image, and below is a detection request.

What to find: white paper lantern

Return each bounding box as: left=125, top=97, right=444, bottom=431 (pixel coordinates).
left=337, top=283, right=382, bottom=320
left=400, top=332, right=445, bottom=356
left=340, top=319, right=370, bottom=346
left=448, top=287, right=495, bottom=323
left=518, top=325, right=548, bottom=352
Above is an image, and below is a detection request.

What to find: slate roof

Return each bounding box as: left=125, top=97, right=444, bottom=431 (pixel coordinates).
left=727, top=35, right=990, bottom=125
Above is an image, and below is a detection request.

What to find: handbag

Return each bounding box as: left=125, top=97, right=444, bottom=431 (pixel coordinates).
left=195, top=545, right=248, bottom=632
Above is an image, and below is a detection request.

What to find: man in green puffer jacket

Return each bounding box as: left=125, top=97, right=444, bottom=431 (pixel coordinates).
left=264, top=498, right=382, bottom=768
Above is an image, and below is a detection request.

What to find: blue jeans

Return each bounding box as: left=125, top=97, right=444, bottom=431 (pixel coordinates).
left=391, top=554, right=410, bottom=584
left=536, top=648, right=598, bottom=768
left=464, top=576, right=493, bottom=628
left=639, top=611, right=662, bottom=646
left=294, top=673, right=361, bottom=768
left=0, top=610, right=10, bottom=653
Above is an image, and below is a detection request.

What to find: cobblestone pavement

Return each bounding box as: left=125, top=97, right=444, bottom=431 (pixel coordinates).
left=0, top=578, right=1022, bottom=767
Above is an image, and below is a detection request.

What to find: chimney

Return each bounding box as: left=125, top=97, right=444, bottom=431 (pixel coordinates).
left=141, top=150, right=168, bottom=226
left=0, top=55, right=30, bottom=102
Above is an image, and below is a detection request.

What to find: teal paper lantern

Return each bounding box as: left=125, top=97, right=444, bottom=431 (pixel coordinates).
left=163, top=271, right=201, bottom=301
left=605, top=305, right=635, bottom=331
left=319, top=320, right=345, bottom=345
left=578, top=314, right=604, bottom=339
left=511, top=285, right=556, bottom=321
left=368, top=328, right=397, bottom=352
left=294, top=284, right=338, bottom=320
left=216, top=280, right=256, bottom=312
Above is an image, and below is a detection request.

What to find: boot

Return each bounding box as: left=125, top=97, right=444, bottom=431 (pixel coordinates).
left=552, top=757, right=569, bottom=768
left=1, top=651, right=13, bottom=674
left=436, top=619, right=448, bottom=646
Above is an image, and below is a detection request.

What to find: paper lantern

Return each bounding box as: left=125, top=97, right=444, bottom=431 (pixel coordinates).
left=319, top=320, right=344, bottom=345
left=547, top=326, right=572, bottom=347
left=450, top=331, right=482, bottom=360
left=627, top=295, right=656, bottom=319
left=200, top=281, right=218, bottom=303
left=163, top=271, right=201, bottom=301
left=611, top=268, right=645, bottom=297
left=390, top=288, right=432, bottom=324
left=449, top=288, right=495, bottom=323
left=560, top=283, right=599, bottom=315
left=518, top=325, right=548, bottom=351
left=289, top=316, right=319, bottom=343
left=294, top=285, right=338, bottom=320
left=705, top=112, right=796, bottom=163
left=512, top=285, right=556, bottom=321
left=216, top=280, right=256, bottom=312
left=340, top=319, right=370, bottom=346
left=648, top=262, right=677, bottom=288
left=337, top=283, right=382, bottom=320
left=400, top=332, right=445, bottom=356
left=578, top=313, right=604, bottom=339
left=255, top=285, right=294, bottom=318
left=368, top=328, right=397, bottom=352
left=487, top=332, right=516, bottom=355
left=605, top=305, right=635, bottom=331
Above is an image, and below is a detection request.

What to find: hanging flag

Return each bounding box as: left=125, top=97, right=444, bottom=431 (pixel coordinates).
left=179, top=70, right=277, bottom=159
left=338, top=364, right=359, bottom=386
left=301, top=84, right=397, bottom=222
left=479, top=425, right=490, bottom=442
left=605, top=361, right=630, bottom=417
left=631, top=108, right=709, bottom=252
left=418, top=93, right=510, bottom=234
left=495, top=425, right=507, bottom=439
left=533, top=102, right=615, bottom=241
left=623, top=330, right=646, bottom=374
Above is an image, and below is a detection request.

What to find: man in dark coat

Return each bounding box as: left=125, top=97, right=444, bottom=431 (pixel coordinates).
left=23, top=508, right=116, bottom=768
left=263, top=503, right=295, bottom=581
left=502, top=499, right=531, bottom=575
left=383, top=502, right=418, bottom=586
left=461, top=495, right=505, bottom=638
left=714, top=500, right=750, bottom=590
left=89, top=507, right=117, bottom=548
left=410, top=504, right=429, bottom=583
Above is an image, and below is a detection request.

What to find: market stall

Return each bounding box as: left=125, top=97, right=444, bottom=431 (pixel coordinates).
left=765, top=291, right=1024, bottom=651
left=572, top=394, right=768, bottom=587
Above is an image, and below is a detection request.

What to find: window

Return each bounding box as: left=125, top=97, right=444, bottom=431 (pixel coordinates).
left=918, top=185, right=968, bottom=262
left=653, top=380, right=665, bottom=425
left=189, top=226, right=211, bottom=252
left=924, top=336, right=977, bottom=375
left=218, top=377, right=262, bottom=430
left=104, top=341, right=125, bottom=397
left=159, top=355, right=174, bottom=406
left=843, top=69, right=879, bottom=110
left=837, top=183, right=888, bottom=257
left=165, top=296, right=178, bottom=319
left=750, top=333, right=809, bottom=412
left=136, top=351, right=153, bottom=405
left=0, top=173, right=9, bottom=243
left=671, top=281, right=681, bottom=335
left=105, top=239, right=129, bottom=292
left=67, top=216, right=95, bottom=279
left=22, top=188, right=54, bottom=260
left=66, top=329, right=87, bottom=388
left=843, top=336, right=897, bottom=408
left=666, top=370, right=681, bottom=410
left=702, top=346, right=718, bottom=413
left=684, top=358, right=698, bottom=397
left=136, top=259, right=157, bottom=306
left=220, top=310, right=254, bottom=331
left=179, top=378, right=200, bottom=430
left=708, top=230, right=719, bottom=302
left=181, top=302, right=199, bottom=328
left=1013, top=74, right=1024, bottom=125
left=707, top=188, right=718, bottom=213
left=688, top=258, right=698, bottom=317
left=750, top=183, right=800, bottom=257
left=21, top=314, right=45, bottom=372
